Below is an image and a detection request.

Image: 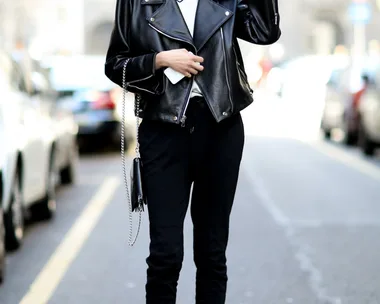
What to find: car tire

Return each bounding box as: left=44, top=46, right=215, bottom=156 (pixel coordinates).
left=60, top=144, right=78, bottom=185
left=344, top=131, right=357, bottom=146
left=342, top=117, right=358, bottom=146
left=358, top=122, right=376, bottom=156
left=322, top=128, right=331, bottom=139
left=31, top=151, right=57, bottom=221
left=4, top=172, right=24, bottom=251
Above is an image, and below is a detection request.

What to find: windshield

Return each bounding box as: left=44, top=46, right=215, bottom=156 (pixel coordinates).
left=46, top=56, right=115, bottom=93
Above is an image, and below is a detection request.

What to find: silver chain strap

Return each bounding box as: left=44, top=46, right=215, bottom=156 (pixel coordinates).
left=121, top=59, right=142, bottom=247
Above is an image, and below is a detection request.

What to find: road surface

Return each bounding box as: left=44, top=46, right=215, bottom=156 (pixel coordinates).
left=1, top=91, right=380, bottom=304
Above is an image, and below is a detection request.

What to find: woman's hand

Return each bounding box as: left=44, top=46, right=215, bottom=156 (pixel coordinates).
left=156, top=49, right=204, bottom=77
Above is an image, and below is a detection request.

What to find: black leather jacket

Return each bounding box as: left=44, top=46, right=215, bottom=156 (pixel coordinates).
left=105, top=0, right=281, bottom=125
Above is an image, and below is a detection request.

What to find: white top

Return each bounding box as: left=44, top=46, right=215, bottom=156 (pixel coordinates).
left=177, top=0, right=203, bottom=98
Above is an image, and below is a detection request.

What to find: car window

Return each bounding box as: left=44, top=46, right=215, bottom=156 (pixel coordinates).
left=10, top=63, right=28, bottom=94
left=0, top=53, right=29, bottom=95
left=31, top=71, right=58, bottom=100
left=32, top=72, right=49, bottom=92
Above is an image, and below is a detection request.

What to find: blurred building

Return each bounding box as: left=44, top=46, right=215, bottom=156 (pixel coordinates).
left=82, top=0, right=380, bottom=58
left=279, top=0, right=380, bottom=60
left=0, top=0, right=85, bottom=56
left=0, top=0, right=379, bottom=59
left=83, top=0, right=116, bottom=54
left=81, top=0, right=380, bottom=59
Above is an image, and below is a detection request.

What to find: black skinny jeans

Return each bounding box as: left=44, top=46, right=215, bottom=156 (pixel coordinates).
left=139, top=97, right=245, bottom=304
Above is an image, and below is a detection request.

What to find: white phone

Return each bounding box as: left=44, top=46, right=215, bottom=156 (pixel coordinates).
left=164, top=67, right=186, bottom=85
left=164, top=51, right=200, bottom=85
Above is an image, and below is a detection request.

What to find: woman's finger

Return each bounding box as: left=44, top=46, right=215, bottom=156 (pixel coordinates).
left=187, top=68, right=198, bottom=75
left=191, top=62, right=204, bottom=71
left=179, top=70, right=191, bottom=77
left=190, top=55, right=204, bottom=63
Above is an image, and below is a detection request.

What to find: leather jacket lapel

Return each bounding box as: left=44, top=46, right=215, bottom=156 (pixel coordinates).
left=147, top=0, right=195, bottom=49
left=147, top=0, right=233, bottom=52
left=193, top=0, right=233, bottom=51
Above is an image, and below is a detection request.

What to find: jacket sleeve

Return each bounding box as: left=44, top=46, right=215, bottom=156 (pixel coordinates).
left=234, top=0, right=281, bottom=45
left=105, top=0, right=164, bottom=95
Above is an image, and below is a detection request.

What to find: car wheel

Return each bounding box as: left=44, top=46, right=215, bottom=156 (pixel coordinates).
left=60, top=144, right=78, bottom=185
left=31, top=152, right=57, bottom=221
left=322, top=128, right=331, bottom=139
left=358, top=123, right=376, bottom=156
left=342, top=118, right=358, bottom=146
left=344, top=131, right=357, bottom=146
left=4, top=172, right=24, bottom=251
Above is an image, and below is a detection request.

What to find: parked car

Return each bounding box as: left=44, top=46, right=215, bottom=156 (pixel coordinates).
left=320, top=65, right=351, bottom=141
left=0, top=50, right=77, bottom=253
left=0, top=50, right=56, bottom=250
left=321, top=58, right=378, bottom=145
left=266, top=55, right=349, bottom=136
left=42, top=55, right=134, bottom=150
left=15, top=55, right=79, bottom=185
left=357, top=63, right=380, bottom=156
left=267, top=55, right=348, bottom=99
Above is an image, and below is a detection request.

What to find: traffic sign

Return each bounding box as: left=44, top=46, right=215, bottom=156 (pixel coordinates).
left=348, top=1, right=372, bottom=24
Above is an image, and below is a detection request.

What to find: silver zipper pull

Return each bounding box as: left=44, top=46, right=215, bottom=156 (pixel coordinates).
left=180, top=115, right=187, bottom=127
left=274, top=13, right=279, bottom=25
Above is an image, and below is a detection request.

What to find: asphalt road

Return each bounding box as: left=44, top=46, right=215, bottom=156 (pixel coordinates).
left=1, top=91, right=380, bottom=304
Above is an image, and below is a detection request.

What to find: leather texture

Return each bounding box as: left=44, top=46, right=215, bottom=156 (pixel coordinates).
left=105, top=0, right=281, bottom=124
left=131, top=157, right=147, bottom=212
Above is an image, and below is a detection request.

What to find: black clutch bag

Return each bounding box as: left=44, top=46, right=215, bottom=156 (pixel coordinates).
left=131, top=157, right=147, bottom=212
left=121, top=59, right=147, bottom=246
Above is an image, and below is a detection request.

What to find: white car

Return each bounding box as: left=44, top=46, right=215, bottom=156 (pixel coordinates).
left=0, top=50, right=76, bottom=253
left=23, top=57, right=79, bottom=185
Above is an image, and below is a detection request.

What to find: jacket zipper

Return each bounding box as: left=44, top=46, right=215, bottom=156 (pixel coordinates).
left=128, top=74, right=154, bottom=84
left=180, top=81, right=193, bottom=127
left=149, top=23, right=195, bottom=127
left=272, top=0, right=279, bottom=25
left=128, top=75, right=156, bottom=94
left=128, top=84, right=155, bottom=94
left=148, top=24, right=196, bottom=51
left=220, top=28, right=234, bottom=113
left=124, top=56, right=156, bottom=94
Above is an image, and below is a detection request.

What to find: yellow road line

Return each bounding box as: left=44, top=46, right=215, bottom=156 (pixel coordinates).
left=19, top=177, right=120, bottom=304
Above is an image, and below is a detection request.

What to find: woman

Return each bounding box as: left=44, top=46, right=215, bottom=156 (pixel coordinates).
left=105, top=0, right=280, bottom=303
